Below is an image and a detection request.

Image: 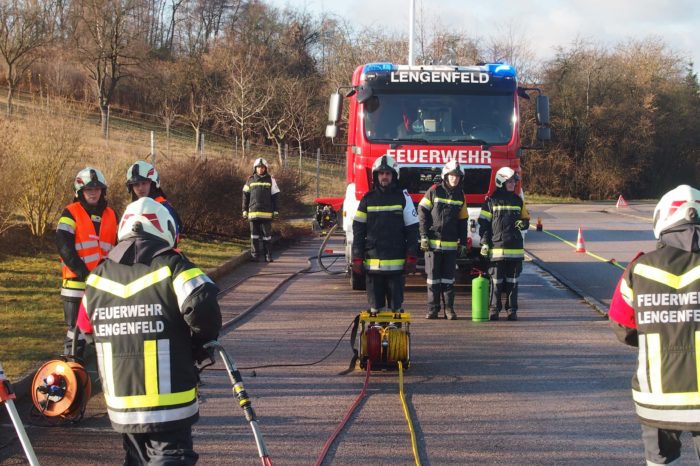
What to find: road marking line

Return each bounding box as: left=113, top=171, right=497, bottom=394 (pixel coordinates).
left=530, top=227, right=626, bottom=270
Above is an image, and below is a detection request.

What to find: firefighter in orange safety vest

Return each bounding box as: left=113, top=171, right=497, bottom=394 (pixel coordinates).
left=608, top=184, right=700, bottom=465
left=77, top=197, right=222, bottom=465
left=126, top=160, right=182, bottom=245
left=55, top=167, right=118, bottom=358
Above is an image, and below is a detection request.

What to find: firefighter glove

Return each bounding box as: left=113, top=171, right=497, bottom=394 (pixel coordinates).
left=242, top=211, right=248, bottom=219
left=351, top=257, right=364, bottom=275
left=458, top=244, right=468, bottom=258
left=404, top=255, right=417, bottom=274
left=273, top=211, right=279, bottom=220
left=480, top=244, right=490, bottom=257
left=515, top=220, right=525, bottom=231
left=420, top=236, right=430, bottom=251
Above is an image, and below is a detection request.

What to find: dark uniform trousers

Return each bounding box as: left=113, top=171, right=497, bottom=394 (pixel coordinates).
left=62, top=296, right=86, bottom=357
left=425, top=250, right=457, bottom=314
left=489, top=260, right=522, bottom=313
left=641, top=424, right=700, bottom=465
left=249, top=220, right=272, bottom=259
left=366, top=273, right=405, bottom=312
left=123, top=426, right=198, bottom=466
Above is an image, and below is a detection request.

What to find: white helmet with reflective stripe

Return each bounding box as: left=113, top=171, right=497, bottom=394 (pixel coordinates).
left=442, top=160, right=463, bottom=179
left=371, top=154, right=400, bottom=179
left=74, top=167, right=107, bottom=196
left=118, top=197, right=176, bottom=247
left=652, top=184, right=700, bottom=239
left=495, top=166, right=518, bottom=188
left=126, top=160, right=160, bottom=189
left=253, top=158, right=269, bottom=171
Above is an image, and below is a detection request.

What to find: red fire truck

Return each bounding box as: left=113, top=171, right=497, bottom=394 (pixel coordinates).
left=320, top=62, right=550, bottom=289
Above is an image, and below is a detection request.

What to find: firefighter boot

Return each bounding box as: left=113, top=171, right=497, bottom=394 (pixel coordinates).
left=425, top=308, right=439, bottom=319
left=489, top=309, right=500, bottom=321
left=445, top=308, right=457, bottom=320
left=506, top=310, right=518, bottom=321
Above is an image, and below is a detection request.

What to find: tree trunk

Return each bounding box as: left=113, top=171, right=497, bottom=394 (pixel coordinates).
left=6, top=85, right=13, bottom=116
left=100, top=104, right=109, bottom=138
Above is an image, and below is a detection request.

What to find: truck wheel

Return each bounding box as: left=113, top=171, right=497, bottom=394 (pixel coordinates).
left=351, top=270, right=366, bottom=290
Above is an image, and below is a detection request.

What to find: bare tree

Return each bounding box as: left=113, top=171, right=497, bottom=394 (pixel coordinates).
left=71, top=0, right=145, bottom=137
left=0, top=0, right=55, bottom=115
left=285, top=77, right=322, bottom=160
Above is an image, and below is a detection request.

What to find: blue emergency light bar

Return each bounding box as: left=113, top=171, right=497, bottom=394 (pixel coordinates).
left=363, top=63, right=396, bottom=73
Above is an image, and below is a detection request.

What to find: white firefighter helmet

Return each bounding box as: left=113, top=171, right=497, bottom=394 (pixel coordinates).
left=126, top=160, right=160, bottom=189
left=74, top=167, right=107, bottom=196
left=372, top=155, right=400, bottom=179
left=442, top=160, right=464, bottom=180
left=652, top=184, right=700, bottom=239
left=495, top=166, right=518, bottom=188
left=253, top=158, right=269, bottom=171
left=118, top=197, right=176, bottom=247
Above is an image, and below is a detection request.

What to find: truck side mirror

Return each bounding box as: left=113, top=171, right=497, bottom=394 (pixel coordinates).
left=536, top=95, right=550, bottom=126
left=537, top=126, right=551, bottom=142
left=328, top=92, right=343, bottom=124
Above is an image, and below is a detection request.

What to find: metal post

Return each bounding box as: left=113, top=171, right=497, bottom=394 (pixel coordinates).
left=408, top=0, right=415, bottom=66
left=316, top=148, right=321, bottom=199
left=150, top=131, right=156, bottom=167
left=1, top=362, right=40, bottom=466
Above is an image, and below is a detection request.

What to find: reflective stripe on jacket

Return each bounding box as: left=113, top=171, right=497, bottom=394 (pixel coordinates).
left=59, top=202, right=117, bottom=284
left=352, top=186, right=419, bottom=273
left=614, top=245, right=700, bottom=431
left=478, top=188, right=529, bottom=261
left=83, top=250, right=221, bottom=433
left=418, top=183, right=468, bottom=250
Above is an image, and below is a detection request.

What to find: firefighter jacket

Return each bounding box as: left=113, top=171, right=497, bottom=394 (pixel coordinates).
left=242, top=173, right=280, bottom=220
left=352, top=184, right=419, bottom=273
left=418, top=182, right=468, bottom=251
left=56, top=200, right=118, bottom=298
left=78, top=237, right=222, bottom=434
left=478, top=187, right=530, bottom=261
left=609, top=225, right=700, bottom=431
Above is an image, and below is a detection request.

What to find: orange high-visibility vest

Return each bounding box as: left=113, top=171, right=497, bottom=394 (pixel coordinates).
left=61, top=202, right=118, bottom=280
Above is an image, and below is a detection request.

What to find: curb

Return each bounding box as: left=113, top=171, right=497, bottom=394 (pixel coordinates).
left=525, top=250, right=609, bottom=318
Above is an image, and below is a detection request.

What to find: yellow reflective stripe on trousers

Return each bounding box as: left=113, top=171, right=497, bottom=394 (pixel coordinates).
left=634, top=263, right=700, bottom=289
left=87, top=266, right=172, bottom=298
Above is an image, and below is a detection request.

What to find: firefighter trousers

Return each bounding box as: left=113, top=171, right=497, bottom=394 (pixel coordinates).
left=425, top=250, right=457, bottom=314
left=61, top=295, right=86, bottom=358
left=366, top=272, right=405, bottom=312
left=249, top=220, right=272, bottom=258
left=123, top=426, right=198, bottom=465
left=488, top=260, right=522, bottom=312
left=641, top=424, right=700, bottom=465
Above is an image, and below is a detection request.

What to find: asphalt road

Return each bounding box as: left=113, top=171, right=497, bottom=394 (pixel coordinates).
left=1, top=206, right=692, bottom=465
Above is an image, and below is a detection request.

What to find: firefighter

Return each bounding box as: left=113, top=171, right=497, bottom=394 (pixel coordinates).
left=77, top=197, right=222, bottom=465
left=418, top=160, right=468, bottom=320
left=478, top=167, right=530, bottom=321
left=55, top=167, right=118, bottom=358
left=608, top=185, right=700, bottom=465
left=126, top=160, right=182, bottom=244
left=352, top=155, right=419, bottom=315
left=242, top=157, right=280, bottom=262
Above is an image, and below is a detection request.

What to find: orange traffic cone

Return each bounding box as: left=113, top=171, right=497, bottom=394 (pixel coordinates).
left=616, top=195, right=629, bottom=208
left=575, top=227, right=586, bottom=253
left=536, top=217, right=543, bottom=231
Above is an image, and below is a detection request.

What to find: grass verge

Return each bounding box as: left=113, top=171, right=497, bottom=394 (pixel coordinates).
left=0, top=233, right=248, bottom=382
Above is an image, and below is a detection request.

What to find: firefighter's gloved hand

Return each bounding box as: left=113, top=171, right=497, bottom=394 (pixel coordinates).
left=404, top=255, right=417, bottom=274
left=273, top=211, right=279, bottom=220
left=420, top=236, right=430, bottom=252
left=193, top=345, right=216, bottom=366
left=242, top=211, right=248, bottom=219
left=480, top=244, right=490, bottom=257
left=458, top=244, right=468, bottom=258
left=351, top=257, right=364, bottom=275
left=515, top=220, right=526, bottom=231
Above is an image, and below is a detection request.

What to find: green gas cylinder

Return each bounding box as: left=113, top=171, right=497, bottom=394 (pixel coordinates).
left=472, top=274, right=489, bottom=322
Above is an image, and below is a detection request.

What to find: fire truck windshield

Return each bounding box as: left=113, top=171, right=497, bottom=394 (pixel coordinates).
left=364, top=92, right=514, bottom=145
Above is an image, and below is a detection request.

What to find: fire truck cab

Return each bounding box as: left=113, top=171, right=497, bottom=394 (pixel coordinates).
left=323, top=63, right=550, bottom=289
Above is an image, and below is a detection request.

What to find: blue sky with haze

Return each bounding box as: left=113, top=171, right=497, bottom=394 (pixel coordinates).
left=267, top=0, right=700, bottom=72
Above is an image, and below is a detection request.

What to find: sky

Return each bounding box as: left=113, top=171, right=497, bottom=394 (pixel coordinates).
left=267, top=0, right=700, bottom=72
